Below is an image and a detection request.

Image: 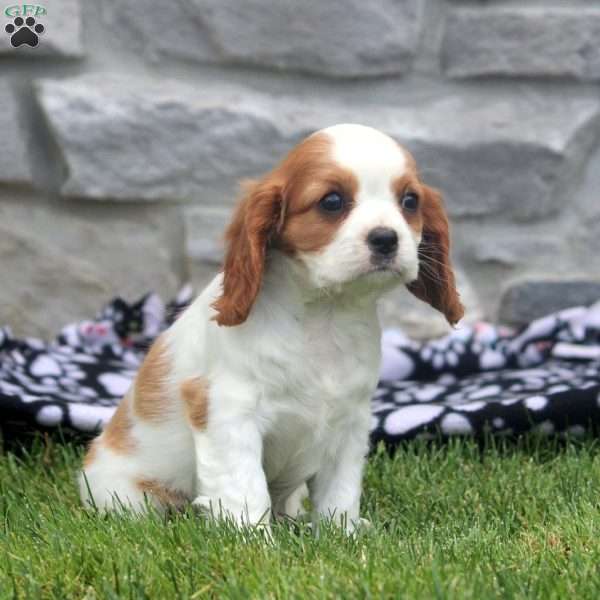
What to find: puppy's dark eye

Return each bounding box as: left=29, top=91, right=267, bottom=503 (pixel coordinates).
left=318, top=192, right=345, bottom=214
left=401, top=192, right=419, bottom=212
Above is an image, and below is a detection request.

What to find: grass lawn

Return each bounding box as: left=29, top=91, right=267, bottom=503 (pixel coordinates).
left=2, top=433, right=600, bottom=599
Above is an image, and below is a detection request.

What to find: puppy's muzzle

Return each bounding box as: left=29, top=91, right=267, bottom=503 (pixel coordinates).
left=367, top=227, right=398, bottom=262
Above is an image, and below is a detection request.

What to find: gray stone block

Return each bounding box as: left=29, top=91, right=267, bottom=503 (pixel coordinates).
left=465, top=232, right=563, bottom=268
left=105, top=0, right=421, bottom=78
left=0, top=81, right=32, bottom=185
left=184, top=204, right=231, bottom=289
left=499, top=280, right=600, bottom=327
left=0, top=0, right=84, bottom=58
left=36, top=75, right=600, bottom=224
left=443, top=7, right=600, bottom=80
left=36, top=76, right=306, bottom=202
left=385, top=95, right=600, bottom=221
left=0, top=195, right=184, bottom=339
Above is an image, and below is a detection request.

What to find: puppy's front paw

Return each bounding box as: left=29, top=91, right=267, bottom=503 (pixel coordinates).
left=192, top=494, right=214, bottom=515
left=352, top=517, right=372, bottom=533
left=192, top=495, right=272, bottom=534
left=340, top=516, right=372, bottom=537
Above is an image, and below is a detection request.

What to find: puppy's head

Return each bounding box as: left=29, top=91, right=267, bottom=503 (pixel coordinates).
left=213, top=124, right=464, bottom=327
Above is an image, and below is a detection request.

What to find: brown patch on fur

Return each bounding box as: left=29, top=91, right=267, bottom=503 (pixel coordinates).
left=181, top=376, right=209, bottom=430
left=83, top=439, right=99, bottom=468
left=133, top=336, right=172, bottom=422
left=391, top=172, right=425, bottom=234
left=406, top=185, right=464, bottom=325
left=212, top=133, right=358, bottom=327
left=276, top=134, right=359, bottom=254
left=103, top=392, right=136, bottom=454
left=211, top=177, right=283, bottom=327
left=136, top=479, right=190, bottom=509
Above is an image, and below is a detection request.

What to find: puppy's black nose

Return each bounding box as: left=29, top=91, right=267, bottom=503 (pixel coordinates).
left=367, top=227, right=398, bottom=256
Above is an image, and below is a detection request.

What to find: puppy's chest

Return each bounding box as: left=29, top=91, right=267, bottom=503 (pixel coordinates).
left=273, top=309, right=380, bottom=403
left=259, top=317, right=376, bottom=485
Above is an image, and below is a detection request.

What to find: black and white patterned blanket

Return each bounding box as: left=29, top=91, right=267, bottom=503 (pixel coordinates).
left=1, top=288, right=600, bottom=446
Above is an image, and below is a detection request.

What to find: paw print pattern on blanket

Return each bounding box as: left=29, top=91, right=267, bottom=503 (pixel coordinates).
left=420, top=336, right=468, bottom=370
left=0, top=289, right=192, bottom=432
left=0, top=290, right=599, bottom=446
left=372, top=303, right=600, bottom=445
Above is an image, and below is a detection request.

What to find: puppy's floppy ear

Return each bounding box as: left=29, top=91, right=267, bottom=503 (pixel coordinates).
left=212, top=178, right=283, bottom=327
left=407, top=185, right=464, bottom=325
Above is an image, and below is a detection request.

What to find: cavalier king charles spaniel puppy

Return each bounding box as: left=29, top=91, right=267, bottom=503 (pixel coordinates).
left=80, top=123, right=463, bottom=533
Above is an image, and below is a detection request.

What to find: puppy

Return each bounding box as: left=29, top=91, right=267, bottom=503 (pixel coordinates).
left=80, top=124, right=463, bottom=532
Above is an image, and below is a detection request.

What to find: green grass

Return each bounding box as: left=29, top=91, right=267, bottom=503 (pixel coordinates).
left=2, top=433, right=600, bottom=599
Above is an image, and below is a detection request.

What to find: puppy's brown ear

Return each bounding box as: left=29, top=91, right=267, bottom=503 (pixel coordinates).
left=407, top=185, right=464, bottom=325
left=212, top=179, right=283, bottom=327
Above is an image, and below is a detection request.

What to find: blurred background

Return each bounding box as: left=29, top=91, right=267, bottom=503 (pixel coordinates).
left=1, top=0, right=599, bottom=340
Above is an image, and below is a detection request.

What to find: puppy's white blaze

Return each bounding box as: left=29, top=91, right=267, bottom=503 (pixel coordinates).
left=323, top=123, right=407, bottom=196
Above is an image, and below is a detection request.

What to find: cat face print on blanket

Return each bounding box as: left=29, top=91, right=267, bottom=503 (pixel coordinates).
left=79, top=124, right=463, bottom=532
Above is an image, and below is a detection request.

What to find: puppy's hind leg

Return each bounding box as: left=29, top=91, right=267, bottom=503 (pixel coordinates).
left=80, top=458, right=153, bottom=514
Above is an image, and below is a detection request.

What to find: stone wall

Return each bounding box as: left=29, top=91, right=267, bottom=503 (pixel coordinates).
left=2, top=0, right=599, bottom=339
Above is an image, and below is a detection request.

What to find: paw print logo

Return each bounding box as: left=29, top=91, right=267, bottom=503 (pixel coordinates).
left=5, top=16, right=44, bottom=48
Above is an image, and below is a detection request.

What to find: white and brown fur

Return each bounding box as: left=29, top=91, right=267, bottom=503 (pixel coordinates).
left=80, top=124, right=463, bottom=532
